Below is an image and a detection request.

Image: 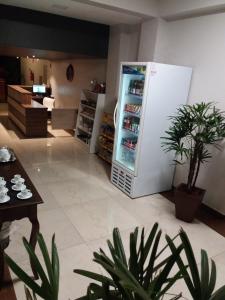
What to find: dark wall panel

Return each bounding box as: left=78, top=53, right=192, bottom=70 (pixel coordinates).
left=0, top=56, right=21, bottom=84
left=0, top=4, right=109, bottom=58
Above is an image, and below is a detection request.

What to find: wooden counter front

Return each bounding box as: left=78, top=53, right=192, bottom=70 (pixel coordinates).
left=8, top=85, right=32, bottom=105
left=7, top=85, right=48, bottom=137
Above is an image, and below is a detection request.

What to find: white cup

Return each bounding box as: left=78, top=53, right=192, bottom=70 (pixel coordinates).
left=15, top=182, right=25, bottom=190
left=0, top=180, right=6, bottom=188
left=0, top=149, right=10, bottom=161
left=21, top=189, right=31, bottom=197
left=0, top=189, right=7, bottom=200
left=14, top=174, right=21, bottom=182
left=0, top=185, right=6, bottom=191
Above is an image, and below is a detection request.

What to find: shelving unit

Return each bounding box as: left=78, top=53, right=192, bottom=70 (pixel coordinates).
left=97, top=112, right=115, bottom=164
left=75, top=89, right=105, bottom=153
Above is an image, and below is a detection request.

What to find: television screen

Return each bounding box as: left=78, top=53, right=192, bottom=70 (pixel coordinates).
left=33, top=85, right=46, bottom=93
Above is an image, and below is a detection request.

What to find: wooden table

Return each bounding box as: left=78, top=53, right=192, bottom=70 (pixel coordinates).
left=0, top=157, right=43, bottom=285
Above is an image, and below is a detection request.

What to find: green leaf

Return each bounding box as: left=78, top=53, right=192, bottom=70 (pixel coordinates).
left=113, top=228, right=128, bottom=268
left=129, top=229, right=139, bottom=280
left=51, top=234, right=60, bottom=299
left=143, top=230, right=162, bottom=289
left=74, top=269, right=116, bottom=287
left=37, top=233, right=54, bottom=287
left=5, top=254, right=43, bottom=297
left=22, top=237, right=51, bottom=296
left=179, top=229, right=201, bottom=295
left=200, top=250, right=209, bottom=299
left=208, top=259, right=217, bottom=296
left=210, top=285, right=225, bottom=300
left=166, top=234, right=196, bottom=298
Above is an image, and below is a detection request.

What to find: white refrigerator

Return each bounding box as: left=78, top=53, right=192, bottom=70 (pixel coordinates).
left=111, top=62, right=192, bottom=198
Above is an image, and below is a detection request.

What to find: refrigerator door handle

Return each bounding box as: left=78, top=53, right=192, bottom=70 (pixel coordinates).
left=113, top=102, right=118, bottom=128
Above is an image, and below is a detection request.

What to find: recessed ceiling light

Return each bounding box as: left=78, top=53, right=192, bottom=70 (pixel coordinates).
left=16, top=56, right=19, bottom=59
left=52, top=4, right=68, bottom=10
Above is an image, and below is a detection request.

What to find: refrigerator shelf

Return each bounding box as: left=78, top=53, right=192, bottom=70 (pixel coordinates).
left=80, top=113, right=95, bottom=121
left=99, top=143, right=113, bottom=153
left=101, top=133, right=114, bottom=141
left=121, top=144, right=136, bottom=152
left=122, top=127, right=139, bottom=135
left=98, top=153, right=112, bottom=164
left=80, top=103, right=96, bottom=110
left=78, top=125, right=92, bottom=135
left=126, top=93, right=143, bottom=99
left=124, top=110, right=141, bottom=118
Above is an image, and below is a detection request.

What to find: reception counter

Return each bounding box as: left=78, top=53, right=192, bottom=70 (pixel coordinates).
left=7, top=85, right=48, bottom=137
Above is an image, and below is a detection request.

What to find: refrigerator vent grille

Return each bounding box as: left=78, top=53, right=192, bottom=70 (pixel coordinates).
left=111, top=165, right=133, bottom=196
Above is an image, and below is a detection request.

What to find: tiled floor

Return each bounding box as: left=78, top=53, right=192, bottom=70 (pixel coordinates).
left=1, top=104, right=225, bottom=299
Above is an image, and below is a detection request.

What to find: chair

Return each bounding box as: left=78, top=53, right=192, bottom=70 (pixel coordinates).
left=43, top=97, right=55, bottom=118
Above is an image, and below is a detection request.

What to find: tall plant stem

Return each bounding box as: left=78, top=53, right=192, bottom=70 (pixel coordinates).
left=187, top=148, right=198, bottom=192
left=192, top=157, right=201, bottom=189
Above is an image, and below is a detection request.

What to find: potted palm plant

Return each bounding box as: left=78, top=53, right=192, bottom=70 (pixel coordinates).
left=5, top=225, right=225, bottom=299
left=162, top=102, right=225, bottom=222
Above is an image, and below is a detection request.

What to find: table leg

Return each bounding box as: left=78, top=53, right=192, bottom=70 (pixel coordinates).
left=28, top=207, right=40, bottom=280
left=0, top=223, right=3, bottom=287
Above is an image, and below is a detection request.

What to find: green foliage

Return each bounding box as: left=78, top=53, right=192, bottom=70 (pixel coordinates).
left=161, top=102, right=225, bottom=191
left=74, top=223, right=184, bottom=300
left=5, top=224, right=225, bottom=300
left=5, top=234, right=59, bottom=300
left=166, top=229, right=225, bottom=300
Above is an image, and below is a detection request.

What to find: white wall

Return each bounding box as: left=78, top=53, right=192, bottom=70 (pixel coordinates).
left=85, top=0, right=158, bottom=17
left=138, top=18, right=159, bottom=61
left=49, top=59, right=107, bottom=108
left=105, top=24, right=140, bottom=112
left=159, top=0, right=225, bottom=19
left=20, top=58, right=50, bottom=85
left=149, top=13, right=225, bottom=213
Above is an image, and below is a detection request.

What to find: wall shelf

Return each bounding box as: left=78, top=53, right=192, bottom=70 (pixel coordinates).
left=75, top=89, right=105, bottom=154
left=97, top=112, right=115, bottom=164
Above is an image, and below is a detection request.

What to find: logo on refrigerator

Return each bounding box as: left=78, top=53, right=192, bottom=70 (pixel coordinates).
left=150, top=64, right=157, bottom=76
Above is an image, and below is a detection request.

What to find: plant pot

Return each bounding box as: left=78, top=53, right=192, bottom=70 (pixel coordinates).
left=174, top=183, right=206, bottom=223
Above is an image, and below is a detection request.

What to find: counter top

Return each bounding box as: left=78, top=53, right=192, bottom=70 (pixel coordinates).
left=23, top=100, right=47, bottom=109
left=8, top=85, right=32, bottom=95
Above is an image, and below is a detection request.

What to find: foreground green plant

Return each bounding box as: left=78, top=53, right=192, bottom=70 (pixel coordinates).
left=5, top=234, right=59, bottom=300
left=161, top=102, right=225, bottom=192
left=74, top=223, right=184, bottom=300
left=5, top=224, right=225, bottom=300
left=167, top=229, right=225, bottom=300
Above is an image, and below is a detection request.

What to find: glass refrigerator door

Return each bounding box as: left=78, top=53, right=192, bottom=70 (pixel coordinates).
left=115, top=64, right=146, bottom=174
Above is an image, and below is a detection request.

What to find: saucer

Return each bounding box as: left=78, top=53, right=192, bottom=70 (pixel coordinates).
left=0, top=195, right=10, bottom=204
left=12, top=184, right=26, bottom=191
left=11, top=178, right=25, bottom=184
left=17, top=192, right=32, bottom=200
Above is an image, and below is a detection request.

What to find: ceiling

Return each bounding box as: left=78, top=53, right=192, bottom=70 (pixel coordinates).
left=0, top=0, right=224, bottom=25
left=0, top=0, right=143, bottom=25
